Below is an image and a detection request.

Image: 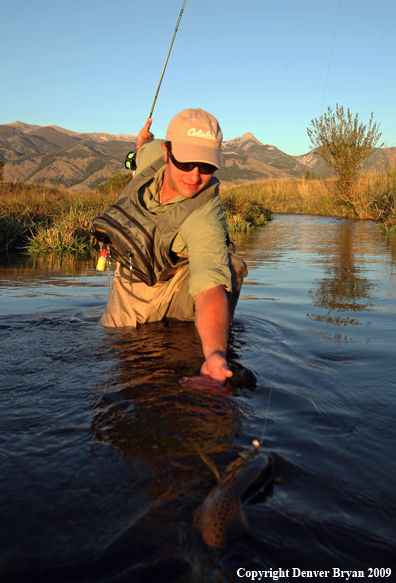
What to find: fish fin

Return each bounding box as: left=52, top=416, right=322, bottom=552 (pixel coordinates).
left=198, top=450, right=221, bottom=481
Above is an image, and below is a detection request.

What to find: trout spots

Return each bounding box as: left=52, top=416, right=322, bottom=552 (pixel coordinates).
left=194, top=452, right=273, bottom=549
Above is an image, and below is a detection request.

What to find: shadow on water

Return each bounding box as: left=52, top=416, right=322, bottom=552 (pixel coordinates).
left=92, top=322, right=246, bottom=462
left=1, top=218, right=396, bottom=582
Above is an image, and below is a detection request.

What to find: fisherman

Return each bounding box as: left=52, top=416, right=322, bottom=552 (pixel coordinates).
left=98, top=108, right=248, bottom=382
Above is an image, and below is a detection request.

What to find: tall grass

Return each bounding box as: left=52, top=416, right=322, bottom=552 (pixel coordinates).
left=220, top=190, right=272, bottom=231
left=360, top=150, right=396, bottom=232
left=1, top=175, right=270, bottom=253
left=221, top=176, right=334, bottom=217
left=0, top=181, right=116, bottom=253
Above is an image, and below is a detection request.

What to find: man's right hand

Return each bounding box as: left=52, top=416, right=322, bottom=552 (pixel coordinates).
left=200, top=351, right=233, bottom=383
left=136, top=118, right=154, bottom=150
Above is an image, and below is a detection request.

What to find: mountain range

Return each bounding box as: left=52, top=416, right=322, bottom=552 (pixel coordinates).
left=0, top=121, right=392, bottom=191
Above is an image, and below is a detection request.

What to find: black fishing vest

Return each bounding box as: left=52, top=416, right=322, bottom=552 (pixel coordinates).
left=92, top=156, right=220, bottom=286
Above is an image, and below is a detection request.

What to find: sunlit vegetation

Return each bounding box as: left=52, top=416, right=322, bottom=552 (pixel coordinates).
left=220, top=190, right=272, bottom=231
left=307, top=105, right=385, bottom=218
left=0, top=182, right=116, bottom=253
left=0, top=172, right=270, bottom=253
left=221, top=150, right=396, bottom=232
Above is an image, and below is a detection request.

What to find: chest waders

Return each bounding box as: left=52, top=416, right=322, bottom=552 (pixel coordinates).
left=92, top=156, right=220, bottom=286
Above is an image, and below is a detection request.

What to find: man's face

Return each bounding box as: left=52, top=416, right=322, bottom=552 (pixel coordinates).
left=161, top=143, right=215, bottom=200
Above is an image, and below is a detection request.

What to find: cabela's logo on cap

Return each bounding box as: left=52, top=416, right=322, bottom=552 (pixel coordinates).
left=187, top=128, right=217, bottom=141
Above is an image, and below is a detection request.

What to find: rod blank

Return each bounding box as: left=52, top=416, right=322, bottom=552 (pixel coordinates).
left=148, top=0, right=187, bottom=120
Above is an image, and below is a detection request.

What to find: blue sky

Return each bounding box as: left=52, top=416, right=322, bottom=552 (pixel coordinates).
left=1, top=0, right=395, bottom=155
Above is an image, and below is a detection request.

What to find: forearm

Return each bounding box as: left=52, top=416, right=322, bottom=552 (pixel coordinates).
left=195, top=285, right=232, bottom=381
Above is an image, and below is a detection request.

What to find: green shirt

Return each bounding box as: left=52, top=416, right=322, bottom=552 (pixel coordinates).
left=136, top=140, right=231, bottom=298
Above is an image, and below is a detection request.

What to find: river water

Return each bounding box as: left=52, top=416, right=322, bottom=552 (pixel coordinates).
left=1, top=215, right=395, bottom=582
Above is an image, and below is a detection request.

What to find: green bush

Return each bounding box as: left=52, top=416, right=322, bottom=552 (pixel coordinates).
left=307, top=105, right=383, bottom=217
left=96, top=172, right=133, bottom=196
left=221, top=190, right=272, bottom=231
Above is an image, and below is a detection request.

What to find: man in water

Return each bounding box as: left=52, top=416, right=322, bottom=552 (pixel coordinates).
left=99, top=108, right=247, bottom=382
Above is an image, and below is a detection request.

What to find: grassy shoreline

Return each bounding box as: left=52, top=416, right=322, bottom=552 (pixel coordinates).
left=0, top=176, right=271, bottom=254
left=1, top=162, right=395, bottom=255
left=222, top=165, right=396, bottom=226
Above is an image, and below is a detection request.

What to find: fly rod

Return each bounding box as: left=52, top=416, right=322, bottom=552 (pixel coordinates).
left=125, top=0, right=187, bottom=171
left=148, top=0, right=187, bottom=120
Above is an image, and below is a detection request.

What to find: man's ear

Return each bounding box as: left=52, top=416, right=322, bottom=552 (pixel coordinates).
left=161, top=142, right=168, bottom=162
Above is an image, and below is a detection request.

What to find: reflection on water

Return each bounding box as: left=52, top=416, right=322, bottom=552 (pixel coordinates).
left=1, top=216, right=396, bottom=582
left=0, top=251, right=99, bottom=281
left=308, top=221, right=376, bottom=326
left=234, top=215, right=395, bottom=333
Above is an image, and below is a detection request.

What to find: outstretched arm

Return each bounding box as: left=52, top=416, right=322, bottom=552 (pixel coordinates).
left=195, top=285, right=233, bottom=383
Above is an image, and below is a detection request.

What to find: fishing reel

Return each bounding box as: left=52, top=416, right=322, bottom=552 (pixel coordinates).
left=125, top=151, right=137, bottom=171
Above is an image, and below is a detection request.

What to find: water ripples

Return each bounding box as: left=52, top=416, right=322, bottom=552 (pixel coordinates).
left=1, top=217, right=396, bottom=580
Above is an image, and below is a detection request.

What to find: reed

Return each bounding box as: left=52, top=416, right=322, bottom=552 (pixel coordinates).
left=364, top=149, right=396, bottom=231
left=221, top=176, right=337, bottom=217
left=1, top=177, right=269, bottom=253
left=27, top=205, right=97, bottom=253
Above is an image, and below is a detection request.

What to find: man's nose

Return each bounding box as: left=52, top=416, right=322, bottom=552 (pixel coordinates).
left=187, top=166, right=202, bottom=182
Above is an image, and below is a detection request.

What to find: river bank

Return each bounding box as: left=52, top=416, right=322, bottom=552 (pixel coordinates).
left=221, top=158, right=396, bottom=231
left=1, top=161, right=395, bottom=255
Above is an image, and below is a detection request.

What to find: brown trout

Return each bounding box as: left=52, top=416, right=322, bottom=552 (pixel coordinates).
left=194, top=451, right=273, bottom=548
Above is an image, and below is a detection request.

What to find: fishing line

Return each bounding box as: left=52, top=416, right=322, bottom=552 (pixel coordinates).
left=253, top=5, right=343, bottom=443
left=106, top=260, right=114, bottom=299
left=253, top=335, right=281, bottom=449
left=319, top=0, right=343, bottom=114
left=148, top=0, right=188, bottom=120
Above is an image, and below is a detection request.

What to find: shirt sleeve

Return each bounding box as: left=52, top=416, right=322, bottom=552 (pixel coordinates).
left=135, top=139, right=164, bottom=174
left=174, top=195, right=232, bottom=299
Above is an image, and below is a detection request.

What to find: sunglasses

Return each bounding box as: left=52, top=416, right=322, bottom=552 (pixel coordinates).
left=166, top=145, right=217, bottom=175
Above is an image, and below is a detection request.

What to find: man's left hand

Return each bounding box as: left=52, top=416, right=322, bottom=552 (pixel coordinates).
left=136, top=118, right=154, bottom=150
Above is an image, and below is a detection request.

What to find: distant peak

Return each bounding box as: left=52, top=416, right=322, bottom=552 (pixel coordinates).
left=223, top=132, right=264, bottom=153
left=236, top=132, right=262, bottom=145
left=7, top=121, right=42, bottom=133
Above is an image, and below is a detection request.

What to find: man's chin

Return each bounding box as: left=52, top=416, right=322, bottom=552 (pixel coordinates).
left=181, top=184, right=203, bottom=198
